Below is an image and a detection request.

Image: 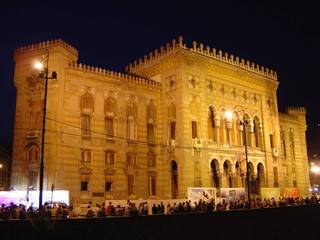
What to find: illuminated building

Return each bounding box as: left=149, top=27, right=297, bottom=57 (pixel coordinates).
left=10, top=37, right=310, bottom=207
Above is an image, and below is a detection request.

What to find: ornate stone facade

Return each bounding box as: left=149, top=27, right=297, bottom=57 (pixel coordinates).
left=10, top=37, right=310, bottom=206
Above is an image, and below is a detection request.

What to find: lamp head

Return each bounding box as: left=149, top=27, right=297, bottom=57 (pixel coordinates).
left=35, top=61, right=43, bottom=69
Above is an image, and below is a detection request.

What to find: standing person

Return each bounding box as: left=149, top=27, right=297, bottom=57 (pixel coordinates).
left=143, top=202, right=148, bottom=215
left=159, top=202, right=165, bottom=214
left=106, top=202, right=113, bottom=216
left=56, top=204, right=63, bottom=218
left=114, top=205, right=122, bottom=216
left=124, top=200, right=131, bottom=216
left=86, top=206, right=94, bottom=218
left=62, top=205, right=69, bottom=218
left=152, top=204, right=158, bottom=214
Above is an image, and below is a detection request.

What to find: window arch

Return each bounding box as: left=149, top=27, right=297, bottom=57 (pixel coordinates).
left=280, top=127, right=285, bottom=156
left=253, top=116, right=262, bottom=148
left=127, top=102, right=137, bottom=141
left=104, top=97, right=116, bottom=115
left=223, top=160, right=232, bottom=187
left=147, top=100, right=156, bottom=145
left=104, top=98, right=116, bottom=139
left=80, top=92, right=94, bottom=112
left=235, top=161, right=243, bottom=188
left=208, top=107, right=217, bottom=142
left=80, top=93, right=94, bottom=138
left=243, top=114, right=251, bottom=147
left=27, top=145, right=40, bottom=163
left=210, top=159, right=220, bottom=188
left=168, top=103, right=176, bottom=140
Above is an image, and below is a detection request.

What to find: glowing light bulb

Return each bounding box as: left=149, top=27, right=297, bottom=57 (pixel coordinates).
left=35, top=62, right=43, bottom=69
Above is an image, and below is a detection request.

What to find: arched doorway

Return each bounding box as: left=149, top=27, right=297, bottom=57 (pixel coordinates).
left=171, top=160, right=178, bottom=199
left=210, top=159, right=220, bottom=188
left=248, top=162, right=257, bottom=195
left=223, top=160, right=232, bottom=187
left=235, top=161, right=243, bottom=188
left=257, top=163, right=265, bottom=196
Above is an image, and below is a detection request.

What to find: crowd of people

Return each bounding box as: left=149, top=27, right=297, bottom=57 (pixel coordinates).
left=74, top=195, right=320, bottom=217
left=1, top=195, right=320, bottom=220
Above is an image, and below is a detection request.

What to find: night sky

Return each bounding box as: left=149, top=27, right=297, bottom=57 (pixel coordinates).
left=1, top=1, right=319, bottom=158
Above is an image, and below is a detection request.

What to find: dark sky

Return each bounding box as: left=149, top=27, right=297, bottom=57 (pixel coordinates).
left=0, top=1, right=319, bottom=157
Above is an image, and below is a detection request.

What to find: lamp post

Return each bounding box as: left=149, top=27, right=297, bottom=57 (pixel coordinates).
left=240, top=118, right=251, bottom=208
left=35, top=50, right=57, bottom=212
left=226, top=110, right=251, bottom=207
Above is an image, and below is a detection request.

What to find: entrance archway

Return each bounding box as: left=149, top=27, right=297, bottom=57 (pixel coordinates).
left=223, top=160, right=232, bottom=187
left=171, top=160, right=178, bottom=199
left=210, top=159, right=220, bottom=188
left=257, top=163, right=265, bottom=195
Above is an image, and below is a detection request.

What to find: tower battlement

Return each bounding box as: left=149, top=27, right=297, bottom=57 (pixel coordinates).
left=126, top=36, right=277, bottom=81
left=286, top=107, right=307, bottom=114
left=14, top=39, right=78, bottom=57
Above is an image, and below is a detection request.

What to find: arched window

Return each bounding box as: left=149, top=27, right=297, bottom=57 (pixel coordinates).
left=235, top=161, right=243, bottom=188
left=194, top=162, right=201, bottom=187
left=27, top=145, right=39, bottom=162
left=104, top=98, right=116, bottom=139
left=208, top=107, right=216, bottom=142
left=253, top=116, right=262, bottom=147
left=127, top=103, right=137, bottom=141
left=257, top=163, right=265, bottom=191
left=80, top=92, right=94, bottom=112
left=223, top=160, right=232, bottom=187
left=168, top=103, right=176, bottom=140
left=243, top=114, right=251, bottom=147
left=219, top=110, right=227, bottom=144
left=280, top=127, right=286, bottom=157
left=80, top=93, right=94, bottom=138
left=147, top=101, right=156, bottom=145
left=289, top=128, right=295, bottom=158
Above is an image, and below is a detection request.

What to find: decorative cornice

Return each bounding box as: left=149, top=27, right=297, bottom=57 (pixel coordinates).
left=67, top=62, right=161, bottom=89
left=126, top=36, right=277, bottom=81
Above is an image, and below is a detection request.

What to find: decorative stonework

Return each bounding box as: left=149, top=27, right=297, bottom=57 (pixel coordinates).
left=127, top=36, right=277, bottom=81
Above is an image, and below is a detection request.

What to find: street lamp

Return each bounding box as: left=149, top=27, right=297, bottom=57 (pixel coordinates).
left=225, top=110, right=251, bottom=207
left=34, top=49, right=57, bottom=212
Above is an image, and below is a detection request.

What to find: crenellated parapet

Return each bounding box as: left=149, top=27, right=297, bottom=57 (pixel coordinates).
left=68, top=62, right=161, bottom=89
left=126, top=36, right=277, bottom=81
left=286, top=107, right=306, bottom=113
left=14, top=39, right=78, bottom=57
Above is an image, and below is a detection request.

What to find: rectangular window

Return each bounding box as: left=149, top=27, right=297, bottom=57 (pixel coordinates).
left=148, top=157, right=156, bottom=167
left=105, top=151, right=115, bottom=168
left=81, top=114, right=91, bottom=137
left=293, top=180, right=297, bottom=188
left=128, top=175, right=135, bottom=195
left=81, top=173, right=90, bottom=191
left=126, top=153, right=136, bottom=166
left=192, top=121, right=198, bottom=139
left=170, top=122, right=176, bottom=140
left=147, top=123, right=155, bottom=144
left=81, top=149, right=91, bottom=168
left=27, top=171, right=38, bottom=188
left=127, top=118, right=135, bottom=140
left=105, top=117, right=114, bottom=137
left=148, top=175, right=156, bottom=196
left=105, top=174, right=113, bottom=192
left=270, top=134, right=274, bottom=149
